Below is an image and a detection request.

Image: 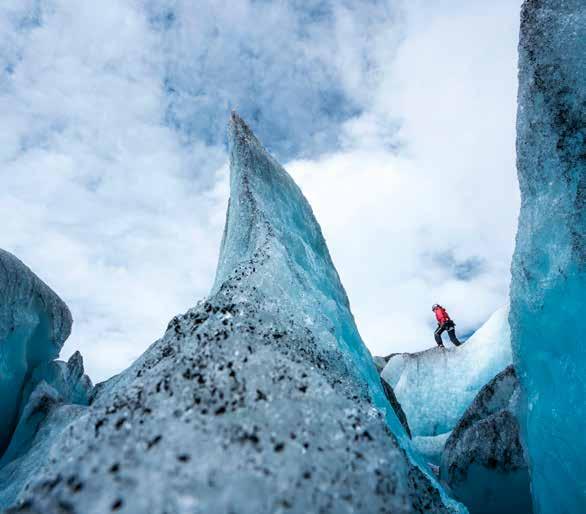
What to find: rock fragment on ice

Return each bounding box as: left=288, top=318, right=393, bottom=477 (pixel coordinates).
left=440, top=366, right=531, bottom=514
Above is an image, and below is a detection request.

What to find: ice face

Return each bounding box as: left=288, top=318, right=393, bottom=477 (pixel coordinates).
left=381, top=306, right=512, bottom=438
left=0, top=249, right=72, bottom=455
left=0, top=404, right=86, bottom=510
left=0, top=114, right=465, bottom=513
left=0, top=351, right=93, bottom=466
left=216, top=112, right=416, bottom=443
left=511, top=1, right=586, bottom=512
left=380, top=376, right=412, bottom=439
left=0, top=352, right=92, bottom=502
left=440, top=366, right=531, bottom=514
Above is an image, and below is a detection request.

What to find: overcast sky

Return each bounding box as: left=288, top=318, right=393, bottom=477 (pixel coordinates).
left=0, top=0, right=522, bottom=382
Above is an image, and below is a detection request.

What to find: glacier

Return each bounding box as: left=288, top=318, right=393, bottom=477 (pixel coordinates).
left=440, top=365, right=531, bottom=514
left=0, top=351, right=93, bottom=469
left=0, top=113, right=466, bottom=513
left=381, top=306, right=512, bottom=447
left=511, top=1, right=586, bottom=512
left=377, top=306, right=531, bottom=512
left=0, top=250, right=73, bottom=456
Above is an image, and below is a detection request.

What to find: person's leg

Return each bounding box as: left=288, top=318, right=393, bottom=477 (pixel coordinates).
left=447, top=325, right=462, bottom=346
left=434, top=325, right=445, bottom=347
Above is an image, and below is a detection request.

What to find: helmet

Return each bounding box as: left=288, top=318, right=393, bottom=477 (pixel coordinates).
left=432, top=304, right=440, bottom=311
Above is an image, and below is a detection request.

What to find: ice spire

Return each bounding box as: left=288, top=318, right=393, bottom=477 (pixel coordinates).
left=215, top=112, right=401, bottom=434
left=214, top=112, right=464, bottom=510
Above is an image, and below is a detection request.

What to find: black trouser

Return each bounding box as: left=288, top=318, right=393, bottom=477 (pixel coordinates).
left=434, top=320, right=461, bottom=346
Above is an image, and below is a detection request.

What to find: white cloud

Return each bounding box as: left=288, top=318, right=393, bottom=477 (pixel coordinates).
left=290, top=0, right=522, bottom=355
left=0, top=0, right=522, bottom=380
left=0, top=0, right=228, bottom=381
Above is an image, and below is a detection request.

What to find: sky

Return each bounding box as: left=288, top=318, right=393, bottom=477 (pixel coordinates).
left=0, top=0, right=522, bottom=382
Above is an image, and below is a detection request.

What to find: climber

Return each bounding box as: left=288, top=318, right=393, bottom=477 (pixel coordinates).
left=432, top=304, right=462, bottom=348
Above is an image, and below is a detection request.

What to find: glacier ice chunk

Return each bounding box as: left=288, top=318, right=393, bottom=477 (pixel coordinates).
left=511, top=1, right=586, bottom=512
left=440, top=366, right=531, bottom=514
left=0, top=249, right=72, bottom=455
left=0, top=114, right=465, bottom=513
left=0, top=351, right=93, bottom=469
left=0, top=403, right=87, bottom=510
left=381, top=306, right=512, bottom=438
left=20, top=351, right=93, bottom=409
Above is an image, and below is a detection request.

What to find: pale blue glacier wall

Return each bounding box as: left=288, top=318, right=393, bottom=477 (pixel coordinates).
left=0, top=250, right=90, bottom=490
left=511, top=1, right=586, bottom=512
left=0, top=351, right=93, bottom=468
left=0, top=249, right=72, bottom=455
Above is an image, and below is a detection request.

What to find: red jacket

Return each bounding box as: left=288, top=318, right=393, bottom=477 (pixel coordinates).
left=435, top=307, right=451, bottom=325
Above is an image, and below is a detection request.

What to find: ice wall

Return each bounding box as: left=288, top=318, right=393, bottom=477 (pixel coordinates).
left=0, top=114, right=465, bottom=513
left=511, top=1, right=586, bottom=512
left=0, top=249, right=72, bottom=455
left=381, top=306, right=512, bottom=438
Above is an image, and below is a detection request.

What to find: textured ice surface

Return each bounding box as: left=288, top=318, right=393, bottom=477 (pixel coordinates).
left=0, top=404, right=86, bottom=510
left=0, top=114, right=465, bottom=513
left=411, top=433, right=450, bottom=467
left=440, top=366, right=531, bottom=514
left=511, top=1, right=586, bottom=512
left=381, top=306, right=512, bottom=438
left=0, top=351, right=92, bottom=506
left=0, top=250, right=72, bottom=455
left=0, top=352, right=93, bottom=468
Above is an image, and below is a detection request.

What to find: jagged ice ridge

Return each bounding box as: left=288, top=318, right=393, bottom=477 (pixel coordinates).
left=0, top=114, right=465, bottom=514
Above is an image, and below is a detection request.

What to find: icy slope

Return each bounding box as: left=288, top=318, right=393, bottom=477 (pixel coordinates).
left=511, top=1, right=586, bottom=512
left=381, top=306, right=512, bottom=439
left=0, top=250, right=72, bottom=455
left=440, top=366, right=531, bottom=514
left=0, top=114, right=465, bottom=513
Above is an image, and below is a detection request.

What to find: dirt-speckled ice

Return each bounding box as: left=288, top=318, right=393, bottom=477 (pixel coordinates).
left=0, top=114, right=465, bottom=514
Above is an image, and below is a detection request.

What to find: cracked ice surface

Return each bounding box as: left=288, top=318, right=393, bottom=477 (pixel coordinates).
left=511, top=1, right=586, bottom=512
left=381, top=306, right=512, bottom=439
left=0, top=250, right=72, bottom=455
left=0, top=114, right=465, bottom=513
